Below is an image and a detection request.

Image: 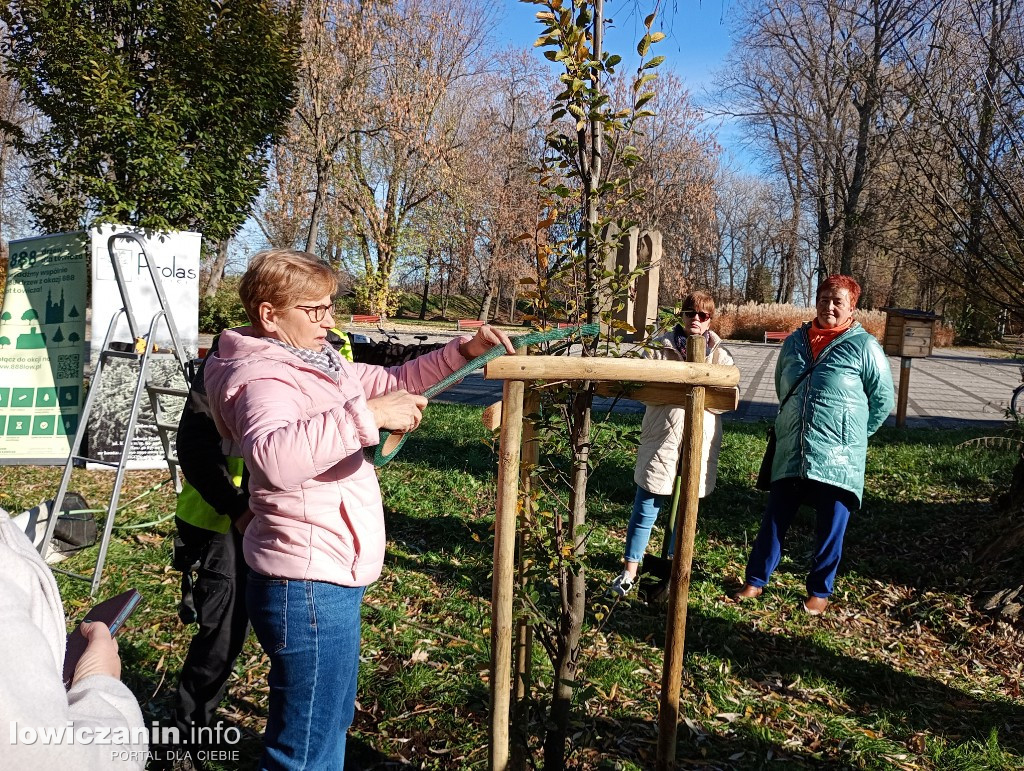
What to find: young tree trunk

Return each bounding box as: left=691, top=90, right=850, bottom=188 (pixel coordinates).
left=543, top=3, right=602, bottom=767
left=542, top=393, right=591, bottom=770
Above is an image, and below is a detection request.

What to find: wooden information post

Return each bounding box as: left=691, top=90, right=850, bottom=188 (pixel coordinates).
left=881, top=308, right=941, bottom=427
left=483, top=345, right=740, bottom=770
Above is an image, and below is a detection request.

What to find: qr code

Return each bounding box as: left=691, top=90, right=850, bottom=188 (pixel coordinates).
left=56, top=353, right=81, bottom=380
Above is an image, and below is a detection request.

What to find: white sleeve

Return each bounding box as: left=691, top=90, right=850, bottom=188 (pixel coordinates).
left=0, top=578, right=147, bottom=769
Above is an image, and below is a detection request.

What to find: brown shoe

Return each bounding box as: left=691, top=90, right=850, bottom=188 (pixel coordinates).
left=732, top=584, right=763, bottom=601
left=803, top=596, right=829, bottom=615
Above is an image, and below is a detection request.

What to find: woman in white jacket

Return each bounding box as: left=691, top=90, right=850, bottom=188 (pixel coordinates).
left=610, top=291, right=735, bottom=596
left=0, top=508, right=147, bottom=769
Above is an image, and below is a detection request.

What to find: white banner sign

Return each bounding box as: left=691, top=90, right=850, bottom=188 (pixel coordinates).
left=87, top=226, right=200, bottom=469
left=89, top=225, right=201, bottom=363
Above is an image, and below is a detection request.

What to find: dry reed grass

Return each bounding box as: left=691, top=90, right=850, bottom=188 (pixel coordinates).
left=711, top=301, right=955, bottom=347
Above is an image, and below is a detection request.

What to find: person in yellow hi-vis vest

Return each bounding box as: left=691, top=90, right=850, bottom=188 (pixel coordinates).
left=169, top=325, right=441, bottom=768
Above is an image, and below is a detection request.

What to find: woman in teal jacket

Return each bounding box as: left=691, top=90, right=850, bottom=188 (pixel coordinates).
left=734, top=275, right=894, bottom=614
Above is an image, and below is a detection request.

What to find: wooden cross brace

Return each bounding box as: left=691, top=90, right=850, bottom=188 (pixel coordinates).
left=482, top=337, right=740, bottom=771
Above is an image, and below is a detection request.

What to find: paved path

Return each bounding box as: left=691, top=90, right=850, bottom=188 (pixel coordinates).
left=206, top=326, right=1021, bottom=429
left=390, top=332, right=1019, bottom=429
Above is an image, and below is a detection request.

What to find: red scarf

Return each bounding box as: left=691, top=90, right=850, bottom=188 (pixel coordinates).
left=807, top=317, right=853, bottom=359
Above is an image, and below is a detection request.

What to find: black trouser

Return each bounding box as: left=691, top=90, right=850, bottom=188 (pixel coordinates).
left=173, top=517, right=250, bottom=744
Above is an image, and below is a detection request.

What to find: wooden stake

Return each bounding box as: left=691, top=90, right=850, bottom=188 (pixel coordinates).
left=489, top=376, right=525, bottom=771
left=896, top=357, right=911, bottom=428
left=656, top=335, right=706, bottom=770
left=511, top=388, right=540, bottom=771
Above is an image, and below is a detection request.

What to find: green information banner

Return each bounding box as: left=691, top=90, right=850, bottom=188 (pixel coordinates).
left=0, top=232, right=88, bottom=464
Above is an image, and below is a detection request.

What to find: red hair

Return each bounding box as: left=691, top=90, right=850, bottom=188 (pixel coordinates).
left=816, top=274, right=861, bottom=306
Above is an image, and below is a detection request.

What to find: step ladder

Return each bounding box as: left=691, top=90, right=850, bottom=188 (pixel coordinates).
left=39, top=232, right=192, bottom=596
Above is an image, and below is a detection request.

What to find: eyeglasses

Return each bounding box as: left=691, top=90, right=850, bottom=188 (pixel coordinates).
left=682, top=310, right=711, bottom=322
left=294, top=304, right=335, bottom=323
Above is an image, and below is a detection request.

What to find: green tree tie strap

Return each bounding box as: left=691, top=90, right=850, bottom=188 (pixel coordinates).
left=373, top=324, right=599, bottom=466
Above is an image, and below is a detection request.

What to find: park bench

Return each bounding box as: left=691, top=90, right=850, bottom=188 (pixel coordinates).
left=457, top=319, right=486, bottom=331
left=763, top=331, right=790, bottom=343
left=350, top=314, right=382, bottom=324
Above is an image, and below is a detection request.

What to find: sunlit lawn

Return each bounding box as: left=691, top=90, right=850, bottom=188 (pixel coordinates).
left=1, top=404, right=1021, bottom=769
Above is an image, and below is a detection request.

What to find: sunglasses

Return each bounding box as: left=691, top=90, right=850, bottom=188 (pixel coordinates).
left=682, top=310, right=711, bottom=322
left=294, top=304, right=335, bottom=323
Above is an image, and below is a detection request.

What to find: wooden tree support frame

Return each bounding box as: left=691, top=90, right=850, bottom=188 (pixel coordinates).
left=484, top=343, right=739, bottom=770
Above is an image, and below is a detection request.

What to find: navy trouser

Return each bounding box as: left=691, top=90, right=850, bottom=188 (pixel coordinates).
left=743, top=478, right=859, bottom=598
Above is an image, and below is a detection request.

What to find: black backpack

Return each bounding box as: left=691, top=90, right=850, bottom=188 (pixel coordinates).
left=50, top=491, right=98, bottom=555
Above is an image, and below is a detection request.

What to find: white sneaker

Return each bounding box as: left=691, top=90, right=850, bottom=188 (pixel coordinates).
left=608, top=571, right=635, bottom=597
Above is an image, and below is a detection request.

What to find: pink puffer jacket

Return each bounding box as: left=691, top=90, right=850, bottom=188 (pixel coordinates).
left=203, top=328, right=471, bottom=586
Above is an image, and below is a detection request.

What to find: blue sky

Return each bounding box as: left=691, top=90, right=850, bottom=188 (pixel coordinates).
left=497, top=0, right=737, bottom=90
left=495, top=0, right=755, bottom=169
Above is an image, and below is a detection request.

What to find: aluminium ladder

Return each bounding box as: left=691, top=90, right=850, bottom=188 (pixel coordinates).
left=39, top=232, right=192, bottom=596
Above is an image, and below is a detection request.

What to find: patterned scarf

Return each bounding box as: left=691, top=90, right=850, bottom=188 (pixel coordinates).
left=672, top=325, right=713, bottom=357
left=262, top=337, right=344, bottom=377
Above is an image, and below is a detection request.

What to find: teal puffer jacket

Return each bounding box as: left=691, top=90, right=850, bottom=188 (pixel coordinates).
left=770, top=322, right=894, bottom=504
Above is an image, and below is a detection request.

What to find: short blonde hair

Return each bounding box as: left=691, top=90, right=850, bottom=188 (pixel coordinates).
left=681, top=290, right=715, bottom=317
left=239, top=249, right=338, bottom=325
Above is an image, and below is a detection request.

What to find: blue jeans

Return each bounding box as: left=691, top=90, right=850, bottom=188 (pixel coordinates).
left=247, top=573, right=366, bottom=770
left=624, top=485, right=672, bottom=563
left=743, top=478, right=858, bottom=598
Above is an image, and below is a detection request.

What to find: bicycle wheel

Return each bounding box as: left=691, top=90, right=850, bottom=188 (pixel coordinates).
left=1011, top=385, right=1024, bottom=420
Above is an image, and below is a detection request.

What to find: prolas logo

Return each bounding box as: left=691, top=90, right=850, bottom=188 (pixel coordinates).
left=137, top=254, right=197, bottom=280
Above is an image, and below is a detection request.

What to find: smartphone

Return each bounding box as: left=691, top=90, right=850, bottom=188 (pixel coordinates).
left=62, top=588, right=142, bottom=689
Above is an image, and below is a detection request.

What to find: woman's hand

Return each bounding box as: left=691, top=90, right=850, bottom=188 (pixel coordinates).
left=459, top=325, right=516, bottom=360
left=72, top=621, right=122, bottom=685
left=367, top=390, right=428, bottom=432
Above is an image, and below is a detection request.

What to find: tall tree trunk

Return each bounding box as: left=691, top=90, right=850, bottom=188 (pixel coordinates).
left=965, top=0, right=1001, bottom=288
left=816, top=189, right=832, bottom=279
left=479, top=280, right=495, bottom=322
left=440, top=268, right=450, bottom=319
left=419, top=249, right=433, bottom=321
left=841, top=87, right=877, bottom=276
left=370, top=229, right=399, bottom=317
left=305, top=157, right=328, bottom=254
left=509, top=281, right=519, bottom=324
left=203, top=238, right=231, bottom=298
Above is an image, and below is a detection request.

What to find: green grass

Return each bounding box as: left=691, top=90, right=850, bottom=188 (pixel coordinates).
left=2, top=408, right=1022, bottom=769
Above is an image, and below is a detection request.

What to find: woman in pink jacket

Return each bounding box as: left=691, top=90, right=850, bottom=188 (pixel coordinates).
left=203, top=249, right=512, bottom=770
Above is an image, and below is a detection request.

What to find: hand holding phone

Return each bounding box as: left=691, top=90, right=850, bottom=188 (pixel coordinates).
left=62, top=589, right=142, bottom=689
